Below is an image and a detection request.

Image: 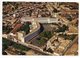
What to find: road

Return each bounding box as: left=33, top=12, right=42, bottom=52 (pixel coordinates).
left=3, top=37, right=52, bottom=55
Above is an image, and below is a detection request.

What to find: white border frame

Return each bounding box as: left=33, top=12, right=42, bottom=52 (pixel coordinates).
left=0, top=0, right=80, bottom=58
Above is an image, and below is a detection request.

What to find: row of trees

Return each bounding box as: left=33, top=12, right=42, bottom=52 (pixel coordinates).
left=2, top=38, right=31, bottom=54
left=58, top=34, right=77, bottom=40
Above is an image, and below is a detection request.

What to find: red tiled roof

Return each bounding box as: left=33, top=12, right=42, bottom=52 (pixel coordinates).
left=11, top=23, right=23, bottom=33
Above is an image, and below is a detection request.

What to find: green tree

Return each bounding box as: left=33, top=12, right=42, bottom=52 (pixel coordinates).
left=40, top=31, right=52, bottom=39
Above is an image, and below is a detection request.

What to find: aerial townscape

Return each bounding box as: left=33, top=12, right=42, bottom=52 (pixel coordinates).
left=2, top=2, right=78, bottom=55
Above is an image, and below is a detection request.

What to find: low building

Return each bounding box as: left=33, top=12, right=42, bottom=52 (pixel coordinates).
left=17, top=31, right=25, bottom=43
left=54, top=39, right=70, bottom=55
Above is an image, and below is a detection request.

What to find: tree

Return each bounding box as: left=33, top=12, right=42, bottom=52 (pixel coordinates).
left=40, top=31, right=52, bottom=39
left=56, top=24, right=68, bottom=32
left=21, top=22, right=30, bottom=34
left=37, top=37, right=46, bottom=45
